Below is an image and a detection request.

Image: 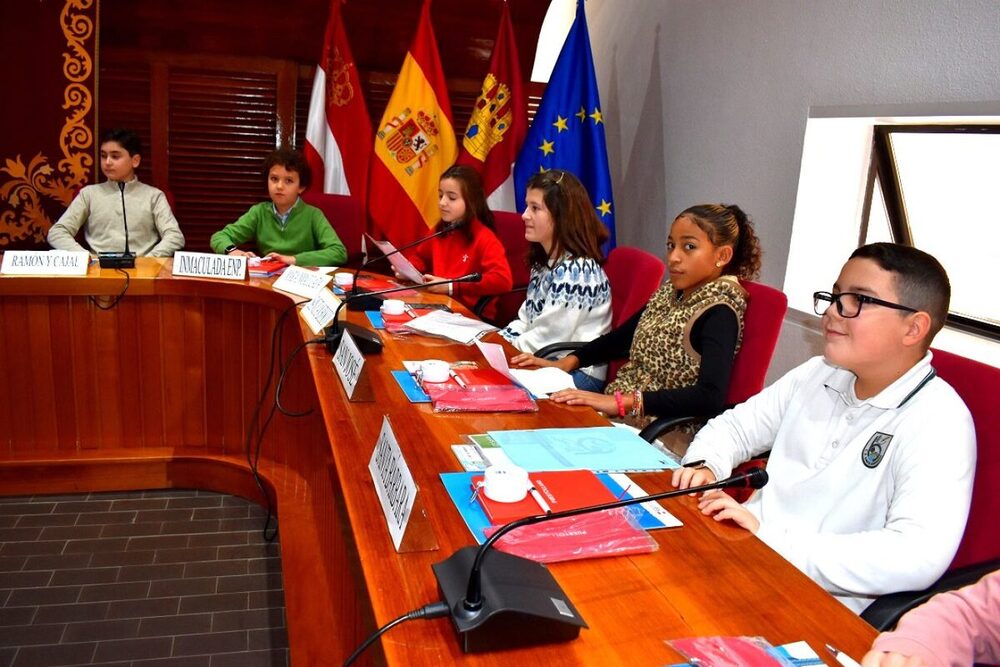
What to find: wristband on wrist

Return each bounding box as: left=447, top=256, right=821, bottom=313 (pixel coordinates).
left=223, top=245, right=237, bottom=255
left=629, top=389, right=643, bottom=417
left=614, top=390, right=625, bottom=418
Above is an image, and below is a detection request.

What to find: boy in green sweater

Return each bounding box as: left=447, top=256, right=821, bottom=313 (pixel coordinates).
left=210, top=148, right=347, bottom=267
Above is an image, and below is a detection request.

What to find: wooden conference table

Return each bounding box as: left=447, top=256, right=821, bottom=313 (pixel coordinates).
left=0, top=258, right=876, bottom=665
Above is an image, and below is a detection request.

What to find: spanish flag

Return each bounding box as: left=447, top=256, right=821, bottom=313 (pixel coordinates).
left=369, top=0, right=457, bottom=248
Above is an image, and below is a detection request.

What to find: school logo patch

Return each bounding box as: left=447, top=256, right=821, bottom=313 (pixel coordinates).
left=862, top=432, right=893, bottom=468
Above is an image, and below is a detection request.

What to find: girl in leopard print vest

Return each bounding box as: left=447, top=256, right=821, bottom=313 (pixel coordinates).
left=512, top=204, right=762, bottom=427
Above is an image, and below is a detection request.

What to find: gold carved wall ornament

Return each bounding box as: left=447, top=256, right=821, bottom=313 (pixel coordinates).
left=0, top=0, right=95, bottom=246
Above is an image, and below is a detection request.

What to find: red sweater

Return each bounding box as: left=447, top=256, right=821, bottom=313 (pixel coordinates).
left=408, top=219, right=513, bottom=320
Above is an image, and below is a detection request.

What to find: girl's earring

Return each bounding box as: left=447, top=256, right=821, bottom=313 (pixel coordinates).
left=715, top=261, right=723, bottom=267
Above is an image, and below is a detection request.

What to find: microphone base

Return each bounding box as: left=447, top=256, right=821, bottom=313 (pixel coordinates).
left=98, top=252, right=136, bottom=269
left=323, top=322, right=383, bottom=355
left=345, top=290, right=384, bottom=311
left=432, top=546, right=587, bottom=653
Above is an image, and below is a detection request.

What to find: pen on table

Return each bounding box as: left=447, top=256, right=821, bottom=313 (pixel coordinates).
left=683, top=459, right=706, bottom=469
left=403, top=303, right=417, bottom=318
left=528, top=486, right=552, bottom=514
left=449, top=370, right=468, bottom=388
left=825, top=644, right=862, bottom=667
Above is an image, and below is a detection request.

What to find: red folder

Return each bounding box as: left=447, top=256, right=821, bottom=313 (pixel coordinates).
left=248, top=258, right=288, bottom=277
left=472, top=470, right=618, bottom=524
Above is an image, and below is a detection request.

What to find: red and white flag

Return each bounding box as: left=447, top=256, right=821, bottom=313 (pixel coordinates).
left=305, top=0, right=372, bottom=199
left=455, top=1, right=526, bottom=212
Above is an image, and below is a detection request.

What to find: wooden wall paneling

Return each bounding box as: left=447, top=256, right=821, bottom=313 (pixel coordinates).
left=98, top=61, right=155, bottom=184
left=159, top=296, right=190, bottom=448
left=46, top=298, right=81, bottom=454
left=242, top=300, right=270, bottom=462
left=167, top=64, right=280, bottom=252
left=294, top=66, right=313, bottom=149
left=150, top=61, right=170, bottom=190
left=112, top=298, right=146, bottom=448
left=137, top=296, right=167, bottom=447
left=276, top=61, right=299, bottom=148
left=181, top=296, right=209, bottom=450
left=0, top=298, right=34, bottom=453
left=201, top=297, right=230, bottom=452
left=71, top=299, right=105, bottom=450
left=94, top=305, right=124, bottom=448
left=20, top=298, right=59, bottom=452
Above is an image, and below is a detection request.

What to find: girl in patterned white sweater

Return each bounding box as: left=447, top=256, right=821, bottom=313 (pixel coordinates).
left=512, top=203, right=761, bottom=423
left=500, top=169, right=612, bottom=391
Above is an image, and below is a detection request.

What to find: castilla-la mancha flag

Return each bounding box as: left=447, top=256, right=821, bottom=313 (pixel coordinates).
left=304, top=0, right=372, bottom=199
left=368, top=0, right=457, bottom=247
left=455, top=1, right=525, bottom=212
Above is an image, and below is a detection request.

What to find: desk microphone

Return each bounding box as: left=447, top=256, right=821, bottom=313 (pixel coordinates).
left=98, top=181, right=137, bottom=269
left=323, top=272, right=482, bottom=355
left=432, top=467, right=769, bottom=653
left=347, top=219, right=466, bottom=311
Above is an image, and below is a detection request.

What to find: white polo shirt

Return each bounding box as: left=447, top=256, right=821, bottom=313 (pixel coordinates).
left=683, top=352, right=976, bottom=613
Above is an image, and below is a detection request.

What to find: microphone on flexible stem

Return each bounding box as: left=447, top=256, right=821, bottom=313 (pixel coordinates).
left=347, top=219, right=466, bottom=311
left=98, top=181, right=137, bottom=269
left=323, top=272, right=482, bottom=355
left=432, top=467, right=769, bottom=653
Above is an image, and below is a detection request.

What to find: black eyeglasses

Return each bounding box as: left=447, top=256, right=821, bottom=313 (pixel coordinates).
left=813, top=291, right=918, bottom=318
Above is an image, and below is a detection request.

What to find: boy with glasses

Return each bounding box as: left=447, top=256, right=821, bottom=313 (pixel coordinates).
left=672, top=243, right=975, bottom=613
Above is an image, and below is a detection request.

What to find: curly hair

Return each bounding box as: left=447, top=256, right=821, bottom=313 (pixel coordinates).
left=262, top=147, right=312, bottom=189
left=677, top=203, right=762, bottom=280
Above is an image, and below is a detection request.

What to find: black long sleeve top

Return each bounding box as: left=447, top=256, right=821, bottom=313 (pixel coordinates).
left=572, top=303, right=740, bottom=419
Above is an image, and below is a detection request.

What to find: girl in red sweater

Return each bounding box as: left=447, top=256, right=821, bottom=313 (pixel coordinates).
left=406, top=165, right=513, bottom=319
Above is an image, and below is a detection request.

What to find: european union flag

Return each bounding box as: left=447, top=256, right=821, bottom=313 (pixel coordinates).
left=513, top=1, right=615, bottom=248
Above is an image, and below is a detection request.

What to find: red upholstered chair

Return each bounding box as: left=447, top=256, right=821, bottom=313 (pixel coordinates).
left=474, top=211, right=530, bottom=326
left=603, top=246, right=666, bottom=329
left=301, top=192, right=366, bottom=267
left=861, top=348, right=1000, bottom=629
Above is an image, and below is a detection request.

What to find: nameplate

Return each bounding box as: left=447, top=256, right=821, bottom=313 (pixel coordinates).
left=300, top=288, right=341, bottom=335
left=1, top=251, right=89, bottom=276
left=172, top=252, right=247, bottom=280
left=332, top=330, right=365, bottom=398
left=368, top=416, right=418, bottom=551
left=272, top=265, right=332, bottom=299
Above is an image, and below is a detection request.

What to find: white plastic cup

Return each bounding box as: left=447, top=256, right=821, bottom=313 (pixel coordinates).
left=334, top=272, right=353, bottom=288
left=482, top=465, right=530, bottom=503
left=420, top=359, right=450, bottom=383
left=381, top=298, right=405, bottom=316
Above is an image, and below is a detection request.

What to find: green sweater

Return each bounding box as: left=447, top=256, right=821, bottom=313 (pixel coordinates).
left=210, top=200, right=347, bottom=267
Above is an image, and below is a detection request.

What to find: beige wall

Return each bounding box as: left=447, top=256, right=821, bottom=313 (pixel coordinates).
left=583, top=0, right=1000, bottom=377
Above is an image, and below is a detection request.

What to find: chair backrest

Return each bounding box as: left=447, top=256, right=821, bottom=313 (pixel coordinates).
left=930, top=348, right=1000, bottom=570
left=301, top=192, right=365, bottom=267
left=481, top=211, right=531, bottom=326
left=725, top=280, right=788, bottom=405
left=603, top=246, right=666, bottom=330
left=602, top=247, right=666, bottom=381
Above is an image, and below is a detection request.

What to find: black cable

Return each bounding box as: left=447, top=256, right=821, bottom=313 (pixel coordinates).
left=88, top=268, right=130, bottom=310
left=274, top=337, right=322, bottom=417
left=243, top=301, right=298, bottom=542
left=343, top=601, right=450, bottom=666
